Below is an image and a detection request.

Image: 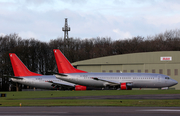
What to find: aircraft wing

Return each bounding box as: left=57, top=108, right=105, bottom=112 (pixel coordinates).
left=92, top=77, right=133, bottom=86
left=3, top=75, right=23, bottom=79
left=92, top=77, right=119, bottom=85
left=47, top=81, right=75, bottom=88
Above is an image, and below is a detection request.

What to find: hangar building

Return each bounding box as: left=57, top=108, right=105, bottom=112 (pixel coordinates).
left=72, top=51, right=180, bottom=90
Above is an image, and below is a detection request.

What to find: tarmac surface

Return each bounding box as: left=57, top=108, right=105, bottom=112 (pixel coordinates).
left=0, top=106, right=180, bottom=116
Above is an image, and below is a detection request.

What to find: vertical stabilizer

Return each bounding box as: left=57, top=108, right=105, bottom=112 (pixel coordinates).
left=9, top=53, right=42, bottom=77
left=53, top=49, right=87, bottom=73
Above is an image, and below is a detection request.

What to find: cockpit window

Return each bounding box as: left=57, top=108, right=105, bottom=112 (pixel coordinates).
left=165, top=77, right=170, bottom=79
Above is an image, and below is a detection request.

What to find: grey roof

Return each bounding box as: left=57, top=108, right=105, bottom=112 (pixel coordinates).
left=72, top=51, right=180, bottom=66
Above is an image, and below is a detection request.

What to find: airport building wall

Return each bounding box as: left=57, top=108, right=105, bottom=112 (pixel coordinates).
left=72, top=51, right=180, bottom=90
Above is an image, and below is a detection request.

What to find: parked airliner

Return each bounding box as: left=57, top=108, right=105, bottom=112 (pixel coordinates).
left=7, top=53, right=86, bottom=90
left=53, top=49, right=178, bottom=90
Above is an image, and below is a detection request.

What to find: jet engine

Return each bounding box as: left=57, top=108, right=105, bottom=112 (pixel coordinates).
left=121, top=83, right=127, bottom=90
left=120, top=82, right=132, bottom=90
left=75, top=85, right=87, bottom=91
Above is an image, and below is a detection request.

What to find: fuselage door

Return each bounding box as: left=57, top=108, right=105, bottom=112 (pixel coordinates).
left=158, top=75, right=161, bottom=83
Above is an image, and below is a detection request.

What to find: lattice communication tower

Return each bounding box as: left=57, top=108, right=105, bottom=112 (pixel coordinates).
left=62, top=18, right=70, bottom=41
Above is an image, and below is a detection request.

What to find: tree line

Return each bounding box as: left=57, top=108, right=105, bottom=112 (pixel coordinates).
left=1, top=29, right=180, bottom=90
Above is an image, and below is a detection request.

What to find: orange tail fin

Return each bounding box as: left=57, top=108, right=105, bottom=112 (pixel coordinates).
left=53, top=49, right=87, bottom=73
left=9, top=53, right=42, bottom=77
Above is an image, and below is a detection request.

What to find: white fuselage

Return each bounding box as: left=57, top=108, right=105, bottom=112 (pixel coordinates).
left=56, top=73, right=178, bottom=88
left=11, top=73, right=178, bottom=89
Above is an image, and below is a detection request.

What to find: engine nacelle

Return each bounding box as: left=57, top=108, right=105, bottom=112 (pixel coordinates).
left=121, top=83, right=127, bottom=90
left=120, top=83, right=132, bottom=90
left=75, top=85, right=87, bottom=91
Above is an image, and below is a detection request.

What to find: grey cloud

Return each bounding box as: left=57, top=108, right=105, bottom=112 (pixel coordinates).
left=164, top=0, right=180, bottom=4
left=1, top=0, right=180, bottom=42
left=61, top=0, right=88, bottom=5
left=22, top=0, right=54, bottom=5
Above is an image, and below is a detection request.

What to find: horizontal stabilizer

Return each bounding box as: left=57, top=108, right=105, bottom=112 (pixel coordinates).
left=3, top=75, right=23, bottom=79
left=48, top=72, right=67, bottom=76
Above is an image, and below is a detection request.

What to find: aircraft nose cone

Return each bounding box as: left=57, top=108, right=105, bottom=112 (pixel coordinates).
left=175, top=80, right=178, bottom=85
left=172, top=80, right=178, bottom=86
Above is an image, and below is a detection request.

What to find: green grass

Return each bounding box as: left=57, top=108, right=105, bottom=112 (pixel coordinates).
left=1, top=99, right=180, bottom=107
left=0, top=90, right=180, bottom=107
left=1, top=90, right=180, bottom=99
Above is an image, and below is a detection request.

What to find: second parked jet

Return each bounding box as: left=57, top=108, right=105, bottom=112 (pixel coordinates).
left=54, top=49, right=178, bottom=90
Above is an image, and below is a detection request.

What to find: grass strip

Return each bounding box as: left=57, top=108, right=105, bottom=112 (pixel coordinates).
left=1, top=99, right=180, bottom=107
left=0, top=90, right=180, bottom=99
left=0, top=90, right=180, bottom=107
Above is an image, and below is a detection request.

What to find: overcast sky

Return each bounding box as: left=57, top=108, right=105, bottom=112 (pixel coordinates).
left=0, top=0, right=180, bottom=42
